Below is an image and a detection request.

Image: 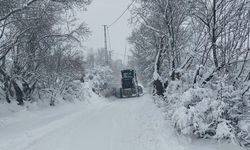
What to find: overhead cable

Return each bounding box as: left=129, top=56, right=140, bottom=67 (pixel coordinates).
left=109, top=0, right=136, bottom=27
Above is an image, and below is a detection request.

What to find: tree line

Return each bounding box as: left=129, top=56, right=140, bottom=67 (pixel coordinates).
left=0, top=0, right=91, bottom=105
left=129, top=0, right=250, bottom=146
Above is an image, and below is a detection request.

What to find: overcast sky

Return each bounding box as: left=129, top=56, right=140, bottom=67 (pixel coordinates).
left=78, top=0, right=133, bottom=61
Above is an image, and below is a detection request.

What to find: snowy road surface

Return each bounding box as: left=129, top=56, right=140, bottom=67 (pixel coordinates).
left=0, top=94, right=243, bottom=150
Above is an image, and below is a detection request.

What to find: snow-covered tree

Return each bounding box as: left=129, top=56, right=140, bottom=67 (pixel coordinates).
left=0, top=0, right=91, bottom=105
left=129, top=0, right=250, bottom=146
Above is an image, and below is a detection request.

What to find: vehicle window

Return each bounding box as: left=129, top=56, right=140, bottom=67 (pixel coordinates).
left=122, top=72, right=133, bottom=78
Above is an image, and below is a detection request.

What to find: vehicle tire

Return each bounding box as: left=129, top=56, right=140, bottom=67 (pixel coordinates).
left=115, top=88, right=119, bottom=97
left=119, top=88, right=123, bottom=98
left=135, top=86, right=139, bottom=97
left=138, top=86, right=143, bottom=95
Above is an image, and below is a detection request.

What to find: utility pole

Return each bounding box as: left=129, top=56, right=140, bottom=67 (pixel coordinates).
left=103, top=25, right=108, bottom=65
left=109, top=51, right=113, bottom=67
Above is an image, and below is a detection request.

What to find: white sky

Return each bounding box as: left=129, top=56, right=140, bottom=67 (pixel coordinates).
left=78, top=0, right=133, bottom=61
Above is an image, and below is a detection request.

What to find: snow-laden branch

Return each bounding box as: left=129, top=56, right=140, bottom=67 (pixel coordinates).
left=0, top=27, right=32, bottom=61
left=138, top=12, right=166, bottom=36
left=0, top=0, right=40, bottom=22
left=0, top=19, right=7, bottom=39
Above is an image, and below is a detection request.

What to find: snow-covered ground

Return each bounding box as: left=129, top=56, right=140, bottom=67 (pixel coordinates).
left=0, top=94, right=244, bottom=150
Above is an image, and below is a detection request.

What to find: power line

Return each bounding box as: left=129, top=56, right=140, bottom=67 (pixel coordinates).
left=109, top=0, right=136, bottom=27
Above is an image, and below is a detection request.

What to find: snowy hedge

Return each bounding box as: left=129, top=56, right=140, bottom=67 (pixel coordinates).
left=154, top=68, right=250, bottom=146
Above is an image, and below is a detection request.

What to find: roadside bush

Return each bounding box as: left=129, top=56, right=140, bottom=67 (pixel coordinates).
left=157, top=69, right=249, bottom=145
left=85, top=65, right=114, bottom=97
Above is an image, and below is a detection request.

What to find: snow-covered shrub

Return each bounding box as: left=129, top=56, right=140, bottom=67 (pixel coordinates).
left=62, top=80, right=93, bottom=102
left=172, top=87, right=236, bottom=139
left=34, top=79, right=94, bottom=106
left=159, top=68, right=249, bottom=145
left=85, top=65, right=114, bottom=97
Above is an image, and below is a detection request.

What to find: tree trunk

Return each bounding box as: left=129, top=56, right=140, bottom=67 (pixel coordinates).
left=212, top=0, right=219, bottom=67
left=1, top=58, right=11, bottom=103
left=153, top=79, right=164, bottom=96
left=153, top=36, right=165, bottom=96
left=11, top=80, right=24, bottom=105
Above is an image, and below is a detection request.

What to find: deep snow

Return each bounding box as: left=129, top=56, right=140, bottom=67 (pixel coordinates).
left=0, top=94, right=244, bottom=150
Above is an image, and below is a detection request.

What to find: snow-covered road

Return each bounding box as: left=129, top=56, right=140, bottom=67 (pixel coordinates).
left=0, top=94, right=243, bottom=150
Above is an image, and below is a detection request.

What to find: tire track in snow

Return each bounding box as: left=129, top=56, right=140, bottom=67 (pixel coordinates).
left=0, top=102, right=112, bottom=150
left=21, top=102, right=115, bottom=150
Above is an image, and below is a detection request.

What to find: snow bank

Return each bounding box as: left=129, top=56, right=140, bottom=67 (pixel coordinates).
left=0, top=80, right=100, bottom=118
left=0, top=66, right=113, bottom=117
